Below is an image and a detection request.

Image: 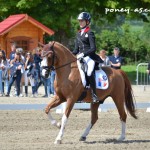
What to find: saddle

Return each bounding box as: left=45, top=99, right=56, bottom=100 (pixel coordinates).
left=77, top=58, right=109, bottom=104
left=78, top=58, right=109, bottom=89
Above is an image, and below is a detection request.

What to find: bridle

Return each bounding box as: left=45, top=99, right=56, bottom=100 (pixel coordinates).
left=41, top=42, right=77, bottom=74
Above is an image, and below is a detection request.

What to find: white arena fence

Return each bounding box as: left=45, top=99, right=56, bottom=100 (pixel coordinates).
left=56, top=102, right=150, bottom=113
left=136, top=63, right=149, bottom=86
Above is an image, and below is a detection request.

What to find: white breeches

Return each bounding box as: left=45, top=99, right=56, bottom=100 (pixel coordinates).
left=24, top=71, right=35, bottom=86
left=83, top=56, right=95, bottom=76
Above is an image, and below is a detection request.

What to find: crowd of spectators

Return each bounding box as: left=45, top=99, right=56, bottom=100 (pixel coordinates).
left=0, top=43, right=55, bottom=98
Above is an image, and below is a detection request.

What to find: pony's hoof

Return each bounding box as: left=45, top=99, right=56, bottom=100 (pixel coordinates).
left=54, top=139, right=62, bottom=144
left=45, top=107, right=50, bottom=114
left=79, top=136, right=86, bottom=141
left=118, top=136, right=125, bottom=141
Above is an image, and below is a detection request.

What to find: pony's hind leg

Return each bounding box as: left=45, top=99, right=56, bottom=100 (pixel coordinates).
left=45, top=95, right=64, bottom=129
left=80, top=102, right=100, bottom=141
left=112, top=94, right=127, bottom=141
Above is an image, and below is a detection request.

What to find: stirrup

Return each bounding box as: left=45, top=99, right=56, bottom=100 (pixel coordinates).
left=92, top=94, right=99, bottom=103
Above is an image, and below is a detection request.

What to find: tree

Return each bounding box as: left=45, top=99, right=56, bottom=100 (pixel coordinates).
left=140, top=19, right=150, bottom=60
left=0, top=0, right=150, bottom=56
left=0, top=0, right=150, bottom=42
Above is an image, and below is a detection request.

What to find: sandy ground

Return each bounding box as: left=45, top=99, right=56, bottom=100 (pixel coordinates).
left=0, top=85, right=150, bottom=150
left=0, top=109, right=150, bottom=150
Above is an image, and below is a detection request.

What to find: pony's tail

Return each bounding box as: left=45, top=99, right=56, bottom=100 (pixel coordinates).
left=120, top=70, right=138, bottom=119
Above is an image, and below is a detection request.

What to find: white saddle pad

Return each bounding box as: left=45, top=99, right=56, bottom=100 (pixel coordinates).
left=95, top=70, right=109, bottom=89
left=77, top=60, right=109, bottom=90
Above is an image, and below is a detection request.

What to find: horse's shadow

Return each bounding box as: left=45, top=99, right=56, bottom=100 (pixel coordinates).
left=84, top=138, right=150, bottom=144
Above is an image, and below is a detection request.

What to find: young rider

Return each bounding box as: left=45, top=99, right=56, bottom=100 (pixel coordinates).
left=73, top=12, right=103, bottom=103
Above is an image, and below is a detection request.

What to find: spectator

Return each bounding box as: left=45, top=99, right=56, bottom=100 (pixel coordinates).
left=9, top=42, right=16, bottom=61
left=0, top=68, right=2, bottom=95
left=50, top=70, right=56, bottom=97
left=109, top=47, right=122, bottom=69
left=42, top=76, right=51, bottom=98
left=0, top=45, right=2, bottom=94
left=5, top=49, right=24, bottom=97
left=18, top=48, right=25, bottom=97
left=40, top=57, right=51, bottom=98
left=98, top=50, right=110, bottom=67
left=33, top=47, right=43, bottom=95
left=0, top=50, right=9, bottom=96
left=24, top=52, right=37, bottom=97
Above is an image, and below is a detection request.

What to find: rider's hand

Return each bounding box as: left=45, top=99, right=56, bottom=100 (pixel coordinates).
left=77, top=53, right=84, bottom=59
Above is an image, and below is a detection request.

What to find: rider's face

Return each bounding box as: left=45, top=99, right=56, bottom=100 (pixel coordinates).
left=78, top=20, right=86, bottom=28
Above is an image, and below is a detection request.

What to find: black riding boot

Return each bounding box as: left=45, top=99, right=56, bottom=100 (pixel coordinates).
left=88, top=73, right=99, bottom=103
left=25, top=86, right=28, bottom=97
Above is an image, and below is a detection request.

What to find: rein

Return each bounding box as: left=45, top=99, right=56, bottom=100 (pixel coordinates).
left=54, top=59, right=77, bottom=70
left=42, top=42, right=77, bottom=71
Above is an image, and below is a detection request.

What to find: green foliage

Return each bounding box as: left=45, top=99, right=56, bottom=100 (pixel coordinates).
left=95, top=22, right=149, bottom=64
left=140, top=20, right=150, bottom=59
left=122, top=65, right=137, bottom=84
left=0, top=0, right=150, bottom=63
left=95, top=29, right=120, bottom=53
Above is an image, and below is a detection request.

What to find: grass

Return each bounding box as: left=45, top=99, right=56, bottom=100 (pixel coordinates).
left=122, top=65, right=137, bottom=84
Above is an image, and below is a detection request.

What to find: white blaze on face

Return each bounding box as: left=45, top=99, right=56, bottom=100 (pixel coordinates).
left=41, top=57, right=47, bottom=67
left=41, top=57, right=48, bottom=77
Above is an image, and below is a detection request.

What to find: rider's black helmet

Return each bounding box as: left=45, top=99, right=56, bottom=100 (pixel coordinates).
left=77, top=12, right=91, bottom=23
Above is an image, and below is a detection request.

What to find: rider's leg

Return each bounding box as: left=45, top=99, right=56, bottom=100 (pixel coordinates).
left=87, top=72, right=99, bottom=103
left=85, top=56, right=99, bottom=103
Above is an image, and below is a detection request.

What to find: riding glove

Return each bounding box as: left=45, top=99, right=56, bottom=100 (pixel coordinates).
left=77, top=53, right=84, bottom=59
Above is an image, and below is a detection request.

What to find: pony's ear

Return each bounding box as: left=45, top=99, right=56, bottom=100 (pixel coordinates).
left=38, top=42, right=44, bottom=47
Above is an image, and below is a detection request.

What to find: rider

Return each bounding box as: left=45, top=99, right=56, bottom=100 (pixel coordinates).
left=72, top=12, right=103, bottom=103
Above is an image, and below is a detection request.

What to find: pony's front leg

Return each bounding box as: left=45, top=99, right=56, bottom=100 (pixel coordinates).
left=45, top=96, right=64, bottom=128
left=54, top=99, right=75, bottom=144
left=80, top=103, right=100, bottom=141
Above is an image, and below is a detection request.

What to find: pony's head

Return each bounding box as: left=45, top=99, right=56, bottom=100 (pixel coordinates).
left=41, top=41, right=55, bottom=78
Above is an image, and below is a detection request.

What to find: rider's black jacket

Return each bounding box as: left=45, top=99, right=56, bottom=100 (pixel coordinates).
left=73, top=27, right=103, bottom=63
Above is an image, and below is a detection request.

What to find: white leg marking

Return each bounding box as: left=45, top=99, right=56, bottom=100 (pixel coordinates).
left=48, top=112, right=60, bottom=128
left=118, top=121, right=126, bottom=141
left=82, top=123, right=92, bottom=138
left=54, top=114, right=68, bottom=144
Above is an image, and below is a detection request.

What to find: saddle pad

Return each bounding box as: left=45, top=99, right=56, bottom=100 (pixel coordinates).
left=77, top=60, right=109, bottom=89
left=95, top=70, right=109, bottom=89
left=77, top=60, right=86, bottom=87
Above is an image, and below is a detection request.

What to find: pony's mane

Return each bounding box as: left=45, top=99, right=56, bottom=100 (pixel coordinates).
left=55, top=41, right=73, bottom=55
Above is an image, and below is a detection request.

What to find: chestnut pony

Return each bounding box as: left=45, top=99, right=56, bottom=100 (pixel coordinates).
left=41, top=41, right=137, bottom=144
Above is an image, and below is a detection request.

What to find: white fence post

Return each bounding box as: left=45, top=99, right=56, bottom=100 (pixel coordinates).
left=136, top=63, right=149, bottom=90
